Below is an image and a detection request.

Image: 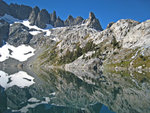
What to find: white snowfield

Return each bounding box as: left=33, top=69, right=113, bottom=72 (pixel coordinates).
left=0, top=43, right=35, bottom=62
left=0, top=71, right=35, bottom=90
left=19, top=20, right=53, bottom=36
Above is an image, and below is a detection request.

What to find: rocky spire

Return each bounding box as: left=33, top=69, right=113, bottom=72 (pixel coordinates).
left=35, top=9, right=51, bottom=28
left=74, top=16, right=84, bottom=25
left=64, top=15, right=75, bottom=26
left=50, top=11, right=57, bottom=26
left=89, top=12, right=96, bottom=20
left=54, top=16, right=64, bottom=27
left=86, top=12, right=103, bottom=31
left=28, top=6, right=40, bottom=25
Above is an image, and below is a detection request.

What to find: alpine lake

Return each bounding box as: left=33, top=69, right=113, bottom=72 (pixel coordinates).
left=0, top=65, right=150, bottom=113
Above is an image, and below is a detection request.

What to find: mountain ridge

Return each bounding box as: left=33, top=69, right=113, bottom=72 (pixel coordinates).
left=0, top=0, right=102, bottom=30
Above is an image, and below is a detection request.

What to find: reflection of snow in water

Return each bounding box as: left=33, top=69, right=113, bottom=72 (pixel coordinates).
left=0, top=70, right=35, bottom=89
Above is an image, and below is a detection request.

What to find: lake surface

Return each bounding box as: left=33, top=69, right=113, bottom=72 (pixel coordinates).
left=0, top=67, right=150, bottom=113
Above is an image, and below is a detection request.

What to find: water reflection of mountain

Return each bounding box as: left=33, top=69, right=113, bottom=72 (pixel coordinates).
left=1, top=68, right=150, bottom=113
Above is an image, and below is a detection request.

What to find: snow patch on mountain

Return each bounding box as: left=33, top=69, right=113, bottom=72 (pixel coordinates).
left=16, top=20, right=52, bottom=36
left=0, top=43, right=35, bottom=62
left=0, top=14, right=21, bottom=24
left=0, top=71, right=35, bottom=90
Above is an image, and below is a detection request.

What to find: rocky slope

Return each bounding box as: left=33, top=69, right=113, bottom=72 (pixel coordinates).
left=36, top=18, right=150, bottom=72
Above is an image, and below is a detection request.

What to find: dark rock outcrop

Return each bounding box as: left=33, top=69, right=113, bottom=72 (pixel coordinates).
left=50, top=11, right=57, bottom=26
left=0, top=20, right=9, bottom=46
left=86, top=12, right=103, bottom=31
left=35, top=9, right=51, bottom=28
left=64, top=15, right=84, bottom=26
left=28, top=6, right=40, bottom=25
left=9, top=4, right=32, bottom=20
left=8, top=23, right=32, bottom=46
left=54, top=16, right=64, bottom=27
left=0, top=0, right=10, bottom=16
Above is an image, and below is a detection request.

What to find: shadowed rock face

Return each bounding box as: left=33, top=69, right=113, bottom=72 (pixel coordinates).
left=9, top=4, right=32, bottom=20
left=0, top=20, right=9, bottom=46
left=28, top=6, right=40, bottom=25
left=0, top=0, right=10, bottom=16
left=35, top=9, right=51, bottom=28
left=50, top=11, right=57, bottom=26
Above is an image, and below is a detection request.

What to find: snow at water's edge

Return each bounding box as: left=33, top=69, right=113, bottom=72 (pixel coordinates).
left=0, top=71, right=35, bottom=90
left=0, top=43, right=35, bottom=62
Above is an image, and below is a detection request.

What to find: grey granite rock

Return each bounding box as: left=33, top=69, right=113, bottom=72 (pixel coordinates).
left=54, top=16, right=64, bottom=27
left=9, top=3, right=32, bottom=20
left=28, top=6, right=40, bottom=25
left=86, top=12, right=103, bottom=31
left=0, top=0, right=10, bottom=16
left=35, top=9, right=51, bottom=28
left=8, top=23, right=32, bottom=46
left=74, top=16, right=84, bottom=25
left=64, top=15, right=74, bottom=26
left=50, top=11, right=57, bottom=26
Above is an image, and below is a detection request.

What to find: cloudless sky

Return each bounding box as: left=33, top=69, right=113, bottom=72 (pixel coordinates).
left=4, top=0, right=150, bottom=29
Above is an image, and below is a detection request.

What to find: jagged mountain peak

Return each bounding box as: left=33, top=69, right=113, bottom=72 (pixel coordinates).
left=89, top=12, right=96, bottom=20
left=0, top=0, right=103, bottom=30
left=86, top=12, right=103, bottom=31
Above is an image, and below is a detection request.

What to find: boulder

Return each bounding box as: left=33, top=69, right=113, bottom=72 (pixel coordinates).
left=8, top=23, right=32, bottom=46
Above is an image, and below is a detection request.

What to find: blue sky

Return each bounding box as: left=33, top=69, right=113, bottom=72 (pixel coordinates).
left=4, top=0, right=150, bottom=29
